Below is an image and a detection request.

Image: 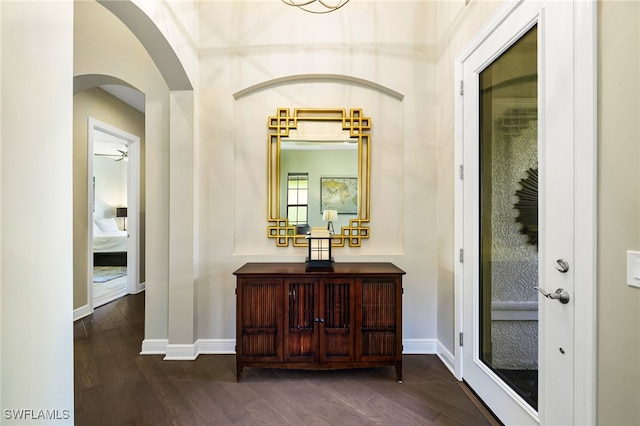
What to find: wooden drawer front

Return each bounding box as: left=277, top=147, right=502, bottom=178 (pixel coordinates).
left=360, top=278, right=399, bottom=359
left=320, top=279, right=354, bottom=362
left=285, top=279, right=317, bottom=362
left=239, top=279, right=281, bottom=361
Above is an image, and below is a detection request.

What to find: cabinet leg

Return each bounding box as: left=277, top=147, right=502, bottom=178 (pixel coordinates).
left=395, top=363, right=403, bottom=383
left=236, top=365, right=243, bottom=382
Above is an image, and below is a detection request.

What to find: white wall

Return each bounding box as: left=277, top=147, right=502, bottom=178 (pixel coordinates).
left=597, top=1, right=640, bottom=424
left=130, top=0, right=199, bottom=88
left=196, top=1, right=439, bottom=347
left=93, top=156, right=127, bottom=221
left=234, top=86, right=404, bottom=256
left=3, top=1, right=639, bottom=423
left=434, top=0, right=502, bottom=360
left=1, top=1, right=74, bottom=423
left=74, top=0, right=173, bottom=340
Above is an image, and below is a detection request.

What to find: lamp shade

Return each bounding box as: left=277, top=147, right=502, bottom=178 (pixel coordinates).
left=116, top=207, right=127, bottom=218
left=322, top=209, right=338, bottom=222
left=306, top=233, right=334, bottom=269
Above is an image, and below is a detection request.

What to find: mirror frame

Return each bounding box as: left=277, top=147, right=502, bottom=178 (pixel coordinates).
left=268, top=107, right=370, bottom=248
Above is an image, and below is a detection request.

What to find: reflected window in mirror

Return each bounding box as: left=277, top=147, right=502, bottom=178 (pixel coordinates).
left=287, top=173, right=309, bottom=226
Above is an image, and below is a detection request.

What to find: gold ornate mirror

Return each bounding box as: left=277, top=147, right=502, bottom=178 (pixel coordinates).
left=268, top=108, right=370, bottom=248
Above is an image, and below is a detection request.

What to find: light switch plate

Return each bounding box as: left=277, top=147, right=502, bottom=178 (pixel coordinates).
left=626, top=251, right=640, bottom=288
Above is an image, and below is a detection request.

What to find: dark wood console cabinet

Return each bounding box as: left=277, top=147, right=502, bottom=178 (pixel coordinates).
left=233, top=262, right=405, bottom=382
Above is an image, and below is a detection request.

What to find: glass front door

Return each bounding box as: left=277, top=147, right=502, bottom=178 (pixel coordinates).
left=478, top=26, right=538, bottom=409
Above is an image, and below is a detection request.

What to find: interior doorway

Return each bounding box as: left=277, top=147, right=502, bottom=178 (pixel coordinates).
left=88, top=117, right=141, bottom=309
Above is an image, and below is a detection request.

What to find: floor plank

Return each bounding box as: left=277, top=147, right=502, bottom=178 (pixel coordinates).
left=74, top=293, right=498, bottom=425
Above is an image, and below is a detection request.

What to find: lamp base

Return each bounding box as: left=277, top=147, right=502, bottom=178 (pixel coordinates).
left=305, top=258, right=334, bottom=271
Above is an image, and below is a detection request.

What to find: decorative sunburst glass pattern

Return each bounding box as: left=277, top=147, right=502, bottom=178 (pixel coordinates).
left=514, top=167, right=538, bottom=248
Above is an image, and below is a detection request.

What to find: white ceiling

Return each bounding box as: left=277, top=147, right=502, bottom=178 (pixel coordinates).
left=94, top=128, right=127, bottom=157
left=93, top=85, right=143, bottom=158
left=101, top=84, right=145, bottom=113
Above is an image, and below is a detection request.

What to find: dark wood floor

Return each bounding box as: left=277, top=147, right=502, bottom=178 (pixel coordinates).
left=74, top=292, right=499, bottom=425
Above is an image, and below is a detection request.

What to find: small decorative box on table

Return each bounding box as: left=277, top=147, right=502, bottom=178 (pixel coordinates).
left=233, top=262, right=405, bottom=383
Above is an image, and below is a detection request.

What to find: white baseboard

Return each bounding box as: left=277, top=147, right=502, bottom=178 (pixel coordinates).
left=140, top=339, right=235, bottom=358
left=164, top=344, right=198, bottom=360
left=197, top=339, right=236, bottom=354
left=436, top=340, right=457, bottom=377
left=402, top=338, right=436, bottom=354
left=138, top=338, right=437, bottom=358
left=75, top=284, right=145, bottom=323
left=140, top=338, right=169, bottom=355
left=73, top=304, right=92, bottom=321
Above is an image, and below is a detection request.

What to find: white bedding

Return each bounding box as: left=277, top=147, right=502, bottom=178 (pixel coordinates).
left=93, top=218, right=128, bottom=252
left=93, top=230, right=128, bottom=252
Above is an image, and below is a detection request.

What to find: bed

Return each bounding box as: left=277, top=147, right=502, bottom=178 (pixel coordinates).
left=93, top=218, right=128, bottom=266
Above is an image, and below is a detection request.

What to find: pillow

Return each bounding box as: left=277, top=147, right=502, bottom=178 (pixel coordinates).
left=93, top=221, right=102, bottom=234
left=94, top=218, right=119, bottom=233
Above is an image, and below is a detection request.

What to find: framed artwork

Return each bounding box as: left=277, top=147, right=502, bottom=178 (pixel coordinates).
left=320, top=177, right=358, bottom=214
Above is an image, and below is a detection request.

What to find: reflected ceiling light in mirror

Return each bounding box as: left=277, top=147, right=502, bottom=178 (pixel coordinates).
left=281, top=0, right=350, bottom=14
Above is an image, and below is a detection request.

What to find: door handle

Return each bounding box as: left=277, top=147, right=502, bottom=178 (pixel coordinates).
left=534, top=287, right=570, bottom=304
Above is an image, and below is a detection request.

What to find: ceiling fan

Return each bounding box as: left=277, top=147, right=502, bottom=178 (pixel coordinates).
left=95, top=149, right=128, bottom=161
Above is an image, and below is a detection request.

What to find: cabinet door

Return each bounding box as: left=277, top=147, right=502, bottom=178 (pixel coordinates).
left=359, top=277, right=402, bottom=361
left=237, top=278, right=282, bottom=362
left=284, top=277, right=318, bottom=362
left=319, top=278, right=354, bottom=363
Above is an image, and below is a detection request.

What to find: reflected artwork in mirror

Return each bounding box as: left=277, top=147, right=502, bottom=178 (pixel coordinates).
left=268, top=108, right=370, bottom=248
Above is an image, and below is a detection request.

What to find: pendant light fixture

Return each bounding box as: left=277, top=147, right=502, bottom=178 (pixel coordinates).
left=281, top=0, right=350, bottom=14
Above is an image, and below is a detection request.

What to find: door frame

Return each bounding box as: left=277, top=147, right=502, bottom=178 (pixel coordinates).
left=453, top=0, right=596, bottom=424
left=87, top=117, right=142, bottom=311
